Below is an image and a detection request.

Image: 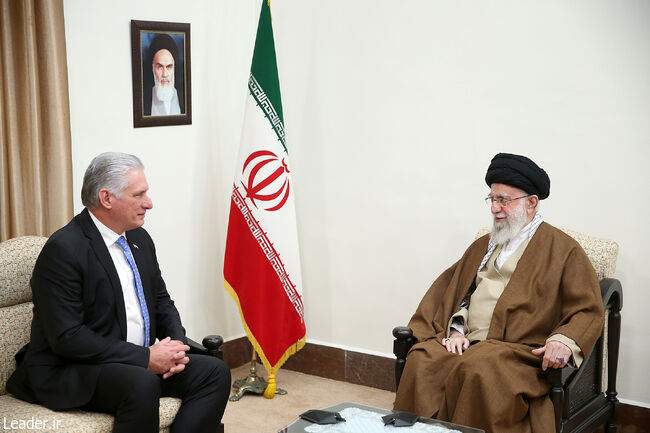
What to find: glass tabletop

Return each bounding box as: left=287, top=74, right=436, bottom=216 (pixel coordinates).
left=278, top=401, right=485, bottom=433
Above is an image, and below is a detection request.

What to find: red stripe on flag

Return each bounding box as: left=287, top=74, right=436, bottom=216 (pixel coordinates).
left=224, top=198, right=305, bottom=367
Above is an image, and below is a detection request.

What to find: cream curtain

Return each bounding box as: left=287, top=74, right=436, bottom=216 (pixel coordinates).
left=0, top=0, right=73, bottom=241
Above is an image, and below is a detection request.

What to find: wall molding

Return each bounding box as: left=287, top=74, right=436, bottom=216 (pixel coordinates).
left=222, top=336, right=394, bottom=391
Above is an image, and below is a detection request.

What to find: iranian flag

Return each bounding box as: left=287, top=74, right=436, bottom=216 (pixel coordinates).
left=223, top=0, right=305, bottom=398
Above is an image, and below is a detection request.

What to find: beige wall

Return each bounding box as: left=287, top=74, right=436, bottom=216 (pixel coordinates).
left=63, top=0, right=650, bottom=406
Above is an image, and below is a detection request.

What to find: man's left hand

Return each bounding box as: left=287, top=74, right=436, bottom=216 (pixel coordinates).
left=156, top=338, right=190, bottom=380
left=531, top=341, right=572, bottom=371
left=162, top=353, right=189, bottom=379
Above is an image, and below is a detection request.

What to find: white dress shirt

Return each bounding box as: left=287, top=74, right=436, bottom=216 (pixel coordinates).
left=89, top=212, right=146, bottom=346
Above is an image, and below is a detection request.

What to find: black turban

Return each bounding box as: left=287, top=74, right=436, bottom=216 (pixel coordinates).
left=149, top=33, right=178, bottom=64
left=485, top=153, right=550, bottom=200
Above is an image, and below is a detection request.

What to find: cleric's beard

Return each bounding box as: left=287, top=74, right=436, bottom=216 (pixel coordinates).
left=490, top=200, right=528, bottom=245
left=153, top=75, right=174, bottom=102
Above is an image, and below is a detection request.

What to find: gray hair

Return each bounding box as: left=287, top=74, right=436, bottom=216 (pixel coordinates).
left=81, top=152, right=144, bottom=209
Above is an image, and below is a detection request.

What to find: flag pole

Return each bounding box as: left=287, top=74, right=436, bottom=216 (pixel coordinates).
left=229, top=342, right=287, bottom=401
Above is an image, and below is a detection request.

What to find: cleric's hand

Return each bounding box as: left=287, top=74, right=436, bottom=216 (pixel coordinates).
left=531, top=341, right=572, bottom=371
left=441, top=329, right=470, bottom=355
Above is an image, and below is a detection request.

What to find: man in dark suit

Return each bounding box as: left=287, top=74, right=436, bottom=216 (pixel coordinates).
left=7, top=152, right=230, bottom=433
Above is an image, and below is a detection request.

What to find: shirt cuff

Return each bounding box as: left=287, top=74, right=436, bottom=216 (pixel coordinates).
left=547, top=334, right=583, bottom=367
left=447, top=307, right=468, bottom=336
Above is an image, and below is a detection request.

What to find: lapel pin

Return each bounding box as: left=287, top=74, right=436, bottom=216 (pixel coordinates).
left=133, top=243, right=139, bottom=249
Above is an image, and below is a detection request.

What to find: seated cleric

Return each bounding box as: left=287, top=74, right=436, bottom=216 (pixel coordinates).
left=393, top=153, right=604, bottom=433
left=7, top=152, right=230, bottom=433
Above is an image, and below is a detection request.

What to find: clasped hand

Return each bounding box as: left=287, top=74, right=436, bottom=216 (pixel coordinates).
left=148, top=337, right=190, bottom=379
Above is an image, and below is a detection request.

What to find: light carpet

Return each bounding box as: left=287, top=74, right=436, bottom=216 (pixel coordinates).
left=221, top=364, right=396, bottom=433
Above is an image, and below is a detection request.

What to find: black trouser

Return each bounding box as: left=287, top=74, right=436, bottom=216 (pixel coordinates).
left=84, top=354, right=230, bottom=433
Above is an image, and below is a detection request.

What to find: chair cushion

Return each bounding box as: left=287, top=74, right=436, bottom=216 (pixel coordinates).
left=0, top=394, right=181, bottom=432
left=560, top=228, right=618, bottom=280
left=475, top=226, right=618, bottom=280
left=0, top=302, right=33, bottom=395
left=159, top=397, right=183, bottom=428
left=0, top=236, right=47, bottom=308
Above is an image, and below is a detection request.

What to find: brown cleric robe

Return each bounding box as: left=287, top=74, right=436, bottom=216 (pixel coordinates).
left=393, top=222, right=604, bottom=433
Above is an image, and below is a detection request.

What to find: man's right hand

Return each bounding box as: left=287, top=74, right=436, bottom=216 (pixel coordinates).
left=442, top=329, right=470, bottom=355
left=148, top=337, right=190, bottom=378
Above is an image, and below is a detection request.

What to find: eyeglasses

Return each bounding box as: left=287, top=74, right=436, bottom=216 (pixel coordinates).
left=484, top=194, right=530, bottom=207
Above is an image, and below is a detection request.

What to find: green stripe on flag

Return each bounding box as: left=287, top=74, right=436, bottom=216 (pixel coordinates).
left=250, top=0, right=286, bottom=151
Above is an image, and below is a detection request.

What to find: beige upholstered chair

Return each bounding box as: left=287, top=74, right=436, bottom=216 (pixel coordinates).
left=393, top=227, right=622, bottom=433
left=0, top=236, right=223, bottom=433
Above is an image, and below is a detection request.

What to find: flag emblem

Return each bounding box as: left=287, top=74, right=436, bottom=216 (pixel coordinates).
left=242, top=150, right=291, bottom=212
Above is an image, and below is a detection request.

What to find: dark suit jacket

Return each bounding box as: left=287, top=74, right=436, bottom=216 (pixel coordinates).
left=7, top=209, right=186, bottom=410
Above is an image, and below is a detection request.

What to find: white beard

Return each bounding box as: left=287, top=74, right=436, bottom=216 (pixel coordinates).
left=490, top=200, right=528, bottom=245
left=153, top=77, right=174, bottom=102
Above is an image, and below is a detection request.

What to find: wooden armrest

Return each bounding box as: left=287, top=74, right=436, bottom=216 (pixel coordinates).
left=392, top=326, right=416, bottom=359
left=547, top=364, right=578, bottom=431
left=600, top=278, right=622, bottom=311
left=393, top=326, right=414, bottom=340
left=546, top=365, right=577, bottom=387
left=393, top=326, right=416, bottom=389
left=187, top=334, right=224, bottom=359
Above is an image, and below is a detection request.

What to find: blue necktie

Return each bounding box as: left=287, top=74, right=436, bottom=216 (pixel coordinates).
left=116, top=236, right=150, bottom=346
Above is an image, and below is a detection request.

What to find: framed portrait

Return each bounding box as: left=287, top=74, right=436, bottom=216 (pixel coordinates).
left=130, top=20, right=192, bottom=127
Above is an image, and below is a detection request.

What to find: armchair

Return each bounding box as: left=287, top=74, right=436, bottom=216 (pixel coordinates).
left=0, top=236, right=225, bottom=433
left=393, top=228, right=622, bottom=433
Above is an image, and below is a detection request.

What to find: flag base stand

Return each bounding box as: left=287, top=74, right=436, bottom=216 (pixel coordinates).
left=229, top=347, right=287, bottom=401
